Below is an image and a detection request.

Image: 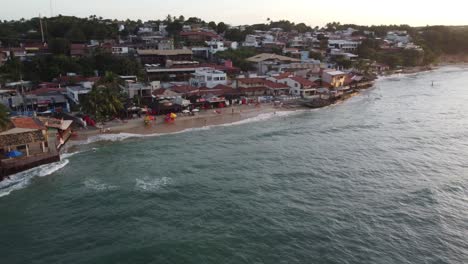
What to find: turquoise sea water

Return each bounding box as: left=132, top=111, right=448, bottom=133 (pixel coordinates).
left=1, top=66, right=467, bottom=263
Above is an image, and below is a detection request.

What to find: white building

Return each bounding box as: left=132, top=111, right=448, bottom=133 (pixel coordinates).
left=138, top=27, right=153, bottom=34
left=230, top=42, right=239, bottom=50
left=243, top=35, right=260, bottom=47
left=279, top=76, right=317, bottom=98
left=206, top=41, right=228, bottom=54
left=328, top=40, right=360, bottom=53
left=112, top=46, right=129, bottom=55
left=189, top=68, right=227, bottom=88
left=322, top=70, right=347, bottom=88
left=121, top=81, right=160, bottom=98
left=66, top=86, right=92, bottom=105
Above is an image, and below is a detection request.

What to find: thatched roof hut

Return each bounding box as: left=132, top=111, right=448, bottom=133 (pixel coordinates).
left=0, top=128, right=45, bottom=147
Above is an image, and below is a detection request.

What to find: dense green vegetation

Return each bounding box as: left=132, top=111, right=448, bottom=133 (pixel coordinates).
left=216, top=48, right=257, bottom=71
left=356, top=38, right=426, bottom=68
left=0, top=52, right=143, bottom=83
left=2, top=15, right=468, bottom=82
left=333, top=23, right=468, bottom=67
left=0, top=16, right=144, bottom=84
left=0, top=15, right=119, bottom=46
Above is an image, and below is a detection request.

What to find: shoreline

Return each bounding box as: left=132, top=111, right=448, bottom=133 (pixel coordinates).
left=69, top=103, right=300, bottom=143
left=66, top=95, right=364, bottom=151
left=65, top=63, right=463, bottom=150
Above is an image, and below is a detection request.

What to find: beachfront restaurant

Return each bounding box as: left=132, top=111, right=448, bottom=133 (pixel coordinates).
left=0, top=127, right=60, bottom=179
left=0, top=128, right=48, bottom=158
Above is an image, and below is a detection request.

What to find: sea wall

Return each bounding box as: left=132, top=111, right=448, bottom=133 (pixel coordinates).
left=0, top=154, right=61, bottom=180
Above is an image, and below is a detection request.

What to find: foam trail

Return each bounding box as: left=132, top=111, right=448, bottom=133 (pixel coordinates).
left=84, top=178, right=118, bottom=191
left=135, top=177, right=172, bottom=192
left=0, top=159, right=69, bottom=198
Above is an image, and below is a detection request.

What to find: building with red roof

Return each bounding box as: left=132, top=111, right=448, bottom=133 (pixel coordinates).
left=234, top=77, right=269, bottom=88
left=263, top=80, right=290, bottom=96
left=239, top=86, right=268, bottom=97
left=10, top=117, right=46, bottom=131
left=279, top=76, right=318, bottom=98
left=171, top=85, right=200, bottom=96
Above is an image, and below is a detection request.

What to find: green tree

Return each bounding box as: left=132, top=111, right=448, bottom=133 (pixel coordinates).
left=66, top=25, right=86, bottom=42
left=49, top=38, right=70, bottom=55
left=225, top=28, right=245, bottom=42
left=295, top=23, right=311, bottom=33
left=309, top=51, right=323, bottom=61
left=216, top=22, right=228, bottom=34
left=81, top=72, right=125, bottom=120
left=331, top=55, right=352, bottom=69
left=208, top=21, right=217, bottom=30
left=185, top=17, right=205, bottom=25
left=216, top=47, right=257, bottom=71
left=166, top=20, right=183, bottom=37
left=0, top=104, right=11, bottom=130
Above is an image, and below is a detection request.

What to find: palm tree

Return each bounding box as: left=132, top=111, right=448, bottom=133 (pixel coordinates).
left=81, top=84, right=124, bottom=122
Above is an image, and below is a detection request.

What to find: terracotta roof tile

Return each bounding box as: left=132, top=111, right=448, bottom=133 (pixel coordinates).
left=11, top=117, right=45, bottom=130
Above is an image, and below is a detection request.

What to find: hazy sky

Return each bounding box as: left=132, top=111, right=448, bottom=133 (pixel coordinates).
left=1, top=0, right=466, bottom=26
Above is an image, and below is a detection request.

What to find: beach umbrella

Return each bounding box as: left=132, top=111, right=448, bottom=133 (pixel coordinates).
left=182, top=110, right=190, bottom=113
left=6, top=150, right=23, bottom=158
left=192, top=109, right=200, bottom=112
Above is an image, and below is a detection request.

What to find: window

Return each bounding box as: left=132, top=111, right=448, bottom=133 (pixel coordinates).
left=295, top=83, right=298, bottom=87
left=214, top=77, right=220, bottom=81
left=207, top=76, right=212, bottom=81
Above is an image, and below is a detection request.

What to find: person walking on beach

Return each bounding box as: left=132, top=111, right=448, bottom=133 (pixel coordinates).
left=232, top=108, right=234, bottom=115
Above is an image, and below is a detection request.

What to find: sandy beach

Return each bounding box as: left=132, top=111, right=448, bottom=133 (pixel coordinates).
left=71, top=103, right=299, bottom=141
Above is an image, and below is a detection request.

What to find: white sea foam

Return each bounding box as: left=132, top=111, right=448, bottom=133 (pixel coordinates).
left=60, top=151, right=83, bottom=159
left=84, top=178, right=118, bottom=191
left=0, top=110, right=305, bottom=198
left=0, top=159, right=69, bottom=198
left=81, top=110, right=308, bottom=145
left=135, top=177, right=172, bottom=192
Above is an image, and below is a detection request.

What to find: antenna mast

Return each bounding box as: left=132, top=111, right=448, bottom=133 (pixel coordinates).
left=49, top=0, right=54, bottom=17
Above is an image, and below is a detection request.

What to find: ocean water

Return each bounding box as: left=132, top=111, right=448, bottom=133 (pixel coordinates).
left=1, top=66, right=467, bottom=263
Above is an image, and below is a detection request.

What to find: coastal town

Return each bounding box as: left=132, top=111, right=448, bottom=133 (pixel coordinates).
left=0, top=16, right=446, bottom=179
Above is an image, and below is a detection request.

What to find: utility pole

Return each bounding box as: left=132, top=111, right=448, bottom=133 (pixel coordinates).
left=39, top=14, right=45, bottom=43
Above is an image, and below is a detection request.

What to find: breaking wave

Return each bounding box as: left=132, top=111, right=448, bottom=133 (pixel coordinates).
left=0, top=110, right=309, bottom=198
left=80, top=110, right=307, bottom=144
left=0, top=159, right=69, bottom=198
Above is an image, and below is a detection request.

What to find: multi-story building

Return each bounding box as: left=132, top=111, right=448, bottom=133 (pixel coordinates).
left=121, top=81, right=160, bottom=98
left=280, top=76, right=318, bottom=98
left=322, top=70, right=347, bottom=88
left=246, top=53, right=301, bottom=75
left=328, top=40, right=360, bottom=53
left=189, top=68, right=227, bottom=88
